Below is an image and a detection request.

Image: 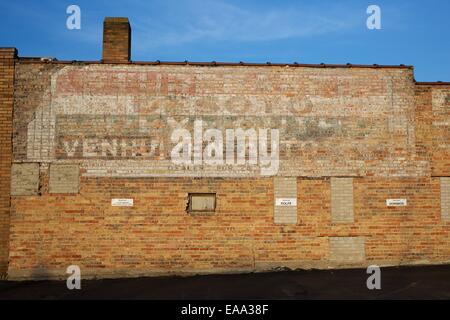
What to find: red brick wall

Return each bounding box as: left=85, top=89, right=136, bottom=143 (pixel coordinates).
left=6, top=60, right=450, bottom=279
left=415, top=84, right=450, bottom=176
left=414, top=85, right=433, bottom=163
left=8, top=176, right=450, bottom=279
left=0, top=48, right=16, bottom=276
left=13, top=63, right=425, bottom=177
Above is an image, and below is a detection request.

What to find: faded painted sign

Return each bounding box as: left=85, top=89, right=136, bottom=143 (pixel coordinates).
left=18, top=65, right=427, bottom=178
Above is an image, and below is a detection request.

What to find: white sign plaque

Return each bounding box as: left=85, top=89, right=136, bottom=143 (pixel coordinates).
left=386, top=199, right=407, bottom=207
left=275, top=198, right=297, bottom=207
left=111, top=198, right=134, bottom=207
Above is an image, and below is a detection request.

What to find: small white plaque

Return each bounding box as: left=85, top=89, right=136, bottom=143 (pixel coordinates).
left=386, top=199, right=407, bottom=207
left=111, top=198, right=134, bottom=207
left=275, top=198, right=297, bottom=206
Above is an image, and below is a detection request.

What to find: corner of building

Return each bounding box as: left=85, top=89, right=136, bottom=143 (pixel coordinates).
left=0, top=47, right=17, bottom=278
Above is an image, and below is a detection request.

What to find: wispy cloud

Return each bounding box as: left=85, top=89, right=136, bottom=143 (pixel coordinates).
left=132, top=0, right=360, bottom=52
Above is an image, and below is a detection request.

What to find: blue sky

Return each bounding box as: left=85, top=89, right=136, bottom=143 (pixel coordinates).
left=1, top=0, right=449, bottom=81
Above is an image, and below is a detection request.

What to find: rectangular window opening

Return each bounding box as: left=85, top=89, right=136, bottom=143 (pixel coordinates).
left=187, top=193, right=216, bottom=213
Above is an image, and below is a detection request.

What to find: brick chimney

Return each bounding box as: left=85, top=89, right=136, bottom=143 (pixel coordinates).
left=102, top=17, right=131, bottom=63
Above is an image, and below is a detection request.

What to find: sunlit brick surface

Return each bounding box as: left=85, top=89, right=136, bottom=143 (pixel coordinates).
left=329, top=237, right=365, bottom=263
left=2, top=55, right=449, bottom=279
left=11, top=163, right=39, bottom=196
left=330, top=178, right=354, bottom=223
left=48, top=164, right=79, bottom=194
left=0, top=49, right=15, bottom=276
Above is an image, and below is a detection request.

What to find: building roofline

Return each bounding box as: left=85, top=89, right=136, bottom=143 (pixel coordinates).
left=18, top=57, right=450, bottom=83
left=16, top=57, right=414, bottom=69
left=415, top=81, right=450, bottom=86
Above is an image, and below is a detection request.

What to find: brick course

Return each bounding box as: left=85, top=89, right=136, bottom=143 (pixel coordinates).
left=7, top=176, right=450, bottom=279
left=48, top=164, right=79, bottom=194
left=6, top=60, right=450, bottom=279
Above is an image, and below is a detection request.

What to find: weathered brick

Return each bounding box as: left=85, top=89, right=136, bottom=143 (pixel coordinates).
left=49, top=164, right=79, bottom=194
left=0, top=48, right=15, bottom=276
left=1, top=18, right=449, bottom=280
left=330, top=178, right=354, bottom=223
left=11, top=163, right=39, bottom=196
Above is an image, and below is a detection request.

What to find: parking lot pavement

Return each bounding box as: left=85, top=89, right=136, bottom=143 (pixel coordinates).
left=0, top=264, right=449, bottom=299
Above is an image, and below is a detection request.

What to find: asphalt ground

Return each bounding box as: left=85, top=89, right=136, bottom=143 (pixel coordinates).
left=0, top=264, right=449, bottom=300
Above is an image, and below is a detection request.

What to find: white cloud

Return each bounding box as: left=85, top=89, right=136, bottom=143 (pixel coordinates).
left=132, top=0, right=360, bottom=52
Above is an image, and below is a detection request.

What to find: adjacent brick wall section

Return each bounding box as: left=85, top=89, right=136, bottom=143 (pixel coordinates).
left=274, top=177, right=297, bottom=224
left=329, top=237, right=365, bottom=264
left=13, top=63, right=425, bottom=178
left=330, top=178, right=354, bottom=223
left=0, top=48, right=16, bottom=276
left=441, top=177, right=450, bottom=221
left=102, top=17, right=131, bottom=63
left=49, top=164, right=79, bottom=194
left=415, top=84, right=450, bottom=176
left=11, top=163, right=39, bottom=196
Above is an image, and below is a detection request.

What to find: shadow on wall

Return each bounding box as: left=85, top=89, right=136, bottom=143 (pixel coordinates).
left=30, top=266, right=52, bottom=280
left=29, top=254, right=54, bottom=280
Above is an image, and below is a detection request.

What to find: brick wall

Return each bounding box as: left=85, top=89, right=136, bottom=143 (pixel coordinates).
left=415, top=83, right=450, bottom=175
left=0, top=48, right=16, bottom=277
left=330, top=178, right=354, bottom=223
left=273, top=177, right=297, bottom=224
left=430, top=86, right=450, bottom=176
left=5, top=58, right=450, bottom=279
left=13, top=63, right=425, bottom=178
left=7, top=176, right=450, bottom=279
